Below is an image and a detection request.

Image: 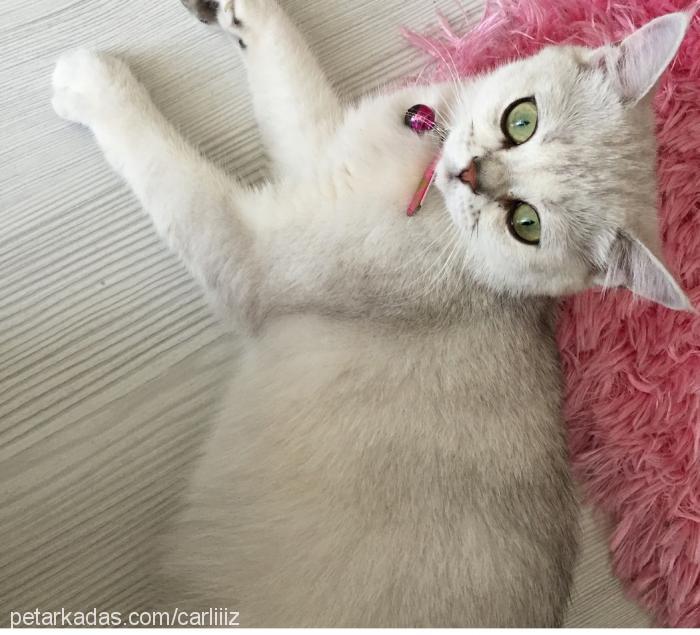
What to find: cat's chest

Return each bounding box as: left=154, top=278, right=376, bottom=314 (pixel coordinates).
left=324, top=89, right=445, bottom=213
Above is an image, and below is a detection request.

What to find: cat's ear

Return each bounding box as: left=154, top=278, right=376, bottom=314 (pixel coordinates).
left=595, top=232, right=693, bottom=311
left=590, top=11, right=692, bottom=103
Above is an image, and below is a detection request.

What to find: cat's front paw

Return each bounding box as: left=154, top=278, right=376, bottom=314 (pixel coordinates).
left=180, top=0, right=221, bottom=25
left=52, top=49, right=141, bottom=127
left=181, top=0, right=279, bottom=44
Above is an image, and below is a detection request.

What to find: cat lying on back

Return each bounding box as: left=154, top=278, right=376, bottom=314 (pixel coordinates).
left=51, top=0, right=693, bottom=626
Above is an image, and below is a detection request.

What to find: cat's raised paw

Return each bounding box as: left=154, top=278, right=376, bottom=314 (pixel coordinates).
left=180, top=0, right=220, bottom=25
left=52, top=50, right=141, bottom=127
left=181, top=0, right=279, bottom=43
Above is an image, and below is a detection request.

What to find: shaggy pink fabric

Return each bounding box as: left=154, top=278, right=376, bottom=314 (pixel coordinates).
left=406, top=0, right=700, bottom=626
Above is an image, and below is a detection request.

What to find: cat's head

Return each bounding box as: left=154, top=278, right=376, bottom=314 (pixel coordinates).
left=436, top=11, right=693, bottom=310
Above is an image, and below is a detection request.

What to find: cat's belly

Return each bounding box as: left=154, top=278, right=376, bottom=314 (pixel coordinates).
left=159, top=314, right=578, bottom=626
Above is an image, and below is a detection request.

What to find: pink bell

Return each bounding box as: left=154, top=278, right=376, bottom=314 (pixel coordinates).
left=405, top=104, right=436, bottom=135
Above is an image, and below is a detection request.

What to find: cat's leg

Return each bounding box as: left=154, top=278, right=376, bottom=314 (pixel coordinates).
left=51, top=50, right=456, bottom=325
left=52, top=49, right=260, bottom=319
left=183, top=0, right=342, bottom=177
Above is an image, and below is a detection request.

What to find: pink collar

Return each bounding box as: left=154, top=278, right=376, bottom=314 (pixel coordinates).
left=407, top=155, right=440, bottom=217
left=404, top=104, right=441, bottom=217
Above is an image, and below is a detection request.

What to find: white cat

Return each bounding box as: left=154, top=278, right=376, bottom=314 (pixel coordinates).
left=52, top=0, right=692, bottom=626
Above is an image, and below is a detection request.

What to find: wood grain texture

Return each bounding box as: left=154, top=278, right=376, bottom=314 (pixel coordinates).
left=0, top=0, right=648, bottom=626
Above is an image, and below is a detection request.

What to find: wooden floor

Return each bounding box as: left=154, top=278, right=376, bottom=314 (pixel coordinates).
left=0, top=0, right=649, bottom=626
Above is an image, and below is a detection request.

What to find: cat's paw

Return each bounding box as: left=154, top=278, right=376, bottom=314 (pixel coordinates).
left=52, top=49, right=140, bottom=127
left=180, top=0, right=221, bottom=25
left=181, top=0, right=279, bottom=45
left=219, top=0, right=278, bottom=30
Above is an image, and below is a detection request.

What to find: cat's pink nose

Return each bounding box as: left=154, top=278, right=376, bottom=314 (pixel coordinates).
left=458, top=161, right=478, bottom=192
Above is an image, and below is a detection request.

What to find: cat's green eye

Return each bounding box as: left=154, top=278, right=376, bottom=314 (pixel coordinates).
left=508, top=203, right=541, bottom=245
left=502, top=98, right=538, bottom=145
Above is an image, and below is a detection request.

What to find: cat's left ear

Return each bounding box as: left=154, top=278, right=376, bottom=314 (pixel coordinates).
left=594, top=232, right=693, bottom=311
left=590, top=11, right=693, bottom=103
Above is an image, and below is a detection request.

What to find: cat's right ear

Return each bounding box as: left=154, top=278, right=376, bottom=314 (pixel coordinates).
left=594, top=232, right=694, bottom=312
left=588, top=11, right=693, bottom=103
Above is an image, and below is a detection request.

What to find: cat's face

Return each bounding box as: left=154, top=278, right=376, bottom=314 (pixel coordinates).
left=436, top=12, right=693, bottom=310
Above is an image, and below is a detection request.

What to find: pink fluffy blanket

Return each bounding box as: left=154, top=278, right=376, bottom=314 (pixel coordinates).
left=407, top=0, right=700, bottom=626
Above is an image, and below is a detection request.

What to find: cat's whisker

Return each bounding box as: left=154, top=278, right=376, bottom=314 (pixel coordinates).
left=402, top=228, right=457, bottom=294
left=416, top=37, right=465, bottom=124
left=430, top=120, right=451, bottom=142
left=440, top=48, right=470, bottom=118
left=421, top=230, right=464, bottom=299
left=389, top=226, right=459, bottom=305
left=401, top=216, right=454, bottom=269
left=430, top=93, right=459, bottom=126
